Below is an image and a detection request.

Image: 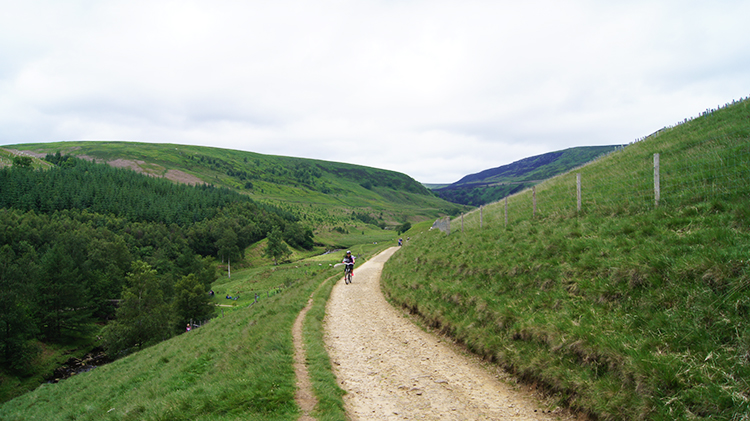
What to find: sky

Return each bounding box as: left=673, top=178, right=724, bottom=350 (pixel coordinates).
left=1, top=1, right=749, bottom=183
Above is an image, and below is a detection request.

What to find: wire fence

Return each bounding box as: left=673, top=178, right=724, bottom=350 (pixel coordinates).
left=447, top=133, right=750, bottom=233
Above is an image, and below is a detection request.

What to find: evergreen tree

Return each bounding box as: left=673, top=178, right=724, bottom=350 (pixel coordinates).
left=12, top=156, right=33, bottom=168
left=264, top=226, right=290, bottom=265
left=0, top=245, right=38, bottom=372
left=396, top=222, right=412, bottom=234
left=83, top=235, right=132, bottom=318
left=36, top=243, right=93, bottom=341
left=283, top=222, right=314, bottom=250
left=103, top=261, right=173, bottom=356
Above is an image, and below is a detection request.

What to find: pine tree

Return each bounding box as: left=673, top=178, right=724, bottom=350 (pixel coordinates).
left=36, top=243, right=93, bottom=341
left=0, top=245, right=38, bottom=371
left=103, top=261, right=173, bottom=356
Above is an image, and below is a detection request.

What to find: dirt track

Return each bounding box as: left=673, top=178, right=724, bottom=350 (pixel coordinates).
left=324, top=247, right=574, bottom=420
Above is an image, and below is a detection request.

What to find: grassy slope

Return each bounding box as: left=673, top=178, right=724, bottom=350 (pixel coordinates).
left=3, top=141, right=464, bottom=229
left=382, top=99, right=750, bottom=420
left=0, top=242, right=392, bottom=420
left=0, top=141, right=438, bottom=405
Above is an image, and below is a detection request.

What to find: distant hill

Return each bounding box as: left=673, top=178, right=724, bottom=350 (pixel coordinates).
left=3, top=141, right=465, bottom=226
left=434, top=145, right=623, bottom=206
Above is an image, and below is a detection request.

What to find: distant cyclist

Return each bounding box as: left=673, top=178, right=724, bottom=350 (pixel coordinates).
left=343, top=250, right=355, bottom=278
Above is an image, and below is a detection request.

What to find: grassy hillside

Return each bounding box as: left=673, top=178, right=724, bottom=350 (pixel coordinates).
left=3, top=141, right=464, bottom=232
left=0, top=260, right=325, bottom=421
left=0, top=243, right=391, bottom=420
left=435, top=146, right=622, bottom=206
left=0, top=142, right=425, bottom=409
left=382, top=98, right=750, bottom=420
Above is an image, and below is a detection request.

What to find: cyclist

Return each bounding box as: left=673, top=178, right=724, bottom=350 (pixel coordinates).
left=343, top=250, right=355, bottom=279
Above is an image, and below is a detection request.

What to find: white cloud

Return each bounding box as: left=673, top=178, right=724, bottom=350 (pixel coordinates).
left=1, top=0, right=749, bottom=182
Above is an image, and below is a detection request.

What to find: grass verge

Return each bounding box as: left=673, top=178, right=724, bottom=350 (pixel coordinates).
left=304, top=274, right=347, bottom=421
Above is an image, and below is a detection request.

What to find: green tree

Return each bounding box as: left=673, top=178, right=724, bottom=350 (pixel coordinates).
left=103, top=261, right=173, bottom=356
left=283, top=222, right=314, bottom=250
left=36, top=243, right=93, bottom=341
left=0, top=245, right=38, bottom=372
left=263, top=226, right=290, bottom=265
left=216, top=226, right=239, bottom=264
left=396, top=222, right=412, bottom=234
left=83, top=235, right=132, bottom=318
left=12, top=156, right=33, bottom=168
left=172, top=274, right=214, bottom=331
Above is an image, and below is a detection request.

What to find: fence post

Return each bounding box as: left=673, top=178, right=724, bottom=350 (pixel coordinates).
left=504, top=196, right=508, bottom=227
left=576, top=173, right=582, bottom=213
left=480, top=206, right=483, bottom=229
left=532, top=186, right=537, bottom=218
left=654, top=153, right=660, bottom=208
left=461, top=213, right=464, bottom=233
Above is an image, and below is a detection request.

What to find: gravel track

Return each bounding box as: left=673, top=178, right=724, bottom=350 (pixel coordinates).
left=324, top=247, right=574, bottom=420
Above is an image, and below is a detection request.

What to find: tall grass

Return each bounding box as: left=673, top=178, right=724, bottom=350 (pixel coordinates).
left=382, top=99, right=750, bottom=420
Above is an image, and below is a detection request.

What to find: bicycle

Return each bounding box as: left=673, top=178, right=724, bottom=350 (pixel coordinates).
left=344, top=265, right=353, bottom=284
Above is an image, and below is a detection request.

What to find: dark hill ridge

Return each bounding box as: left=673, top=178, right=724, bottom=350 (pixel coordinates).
left=455, top=149, right=564, bottom=184
left=435, top=145, right=623, bottom=206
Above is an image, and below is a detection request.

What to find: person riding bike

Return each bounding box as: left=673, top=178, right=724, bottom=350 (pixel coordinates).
left=343, top=250, right=355, bottom=278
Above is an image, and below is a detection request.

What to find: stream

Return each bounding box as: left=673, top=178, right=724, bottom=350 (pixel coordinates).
left=46, top=347, right=111, bottom=383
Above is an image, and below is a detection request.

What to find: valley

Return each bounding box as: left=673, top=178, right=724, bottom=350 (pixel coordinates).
left=1, top=97, right=749, bottom=420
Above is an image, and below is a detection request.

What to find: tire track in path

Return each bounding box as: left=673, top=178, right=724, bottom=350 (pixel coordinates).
left=324, top=247, right=574, bottom=420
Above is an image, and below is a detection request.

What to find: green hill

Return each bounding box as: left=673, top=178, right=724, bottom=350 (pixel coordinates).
left=0, top=142, right=463, bottom=409
left=434, top=145, right=623, bottom=206
left=3, top=97, right=749, bottom=420
left=3, top=141, right=464, bottom=229
left=382, top=97, right=750, bottom=419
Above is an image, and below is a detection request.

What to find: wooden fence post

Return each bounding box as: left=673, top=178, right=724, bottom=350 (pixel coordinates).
left=654, top=153, right=660, bottom=208
left=576, top=173, right=582, bottom=213
left=504, top=196, right=508, bottom=227
left=532, top=186, right=537, bottom=218
left=480, top=205, right=483, bottom=229
left=461, top=213, right=464, bottom=233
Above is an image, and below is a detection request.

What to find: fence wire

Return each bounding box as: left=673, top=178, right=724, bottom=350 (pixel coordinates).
left=447, top=134, right=750, bottom=233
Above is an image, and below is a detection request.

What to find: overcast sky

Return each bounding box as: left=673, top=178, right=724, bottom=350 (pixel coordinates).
left=1, top=1, right=748, bottom=183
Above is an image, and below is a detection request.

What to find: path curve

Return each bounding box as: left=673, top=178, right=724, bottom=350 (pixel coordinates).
left=324, top=247, right=573, bottom=420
